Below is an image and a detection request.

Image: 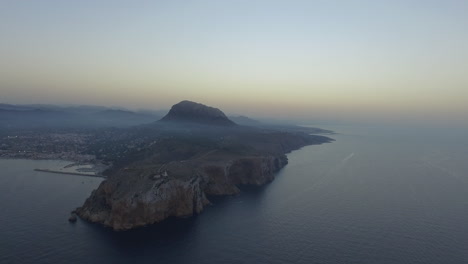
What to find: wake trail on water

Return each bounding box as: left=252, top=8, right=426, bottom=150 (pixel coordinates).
left=332, top=152, right=355, bottom=173
left=419, top=157, right=464, bottom=183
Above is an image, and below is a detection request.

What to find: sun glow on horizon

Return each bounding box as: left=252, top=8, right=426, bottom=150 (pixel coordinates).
left=1, top=0, right=468, bottom=126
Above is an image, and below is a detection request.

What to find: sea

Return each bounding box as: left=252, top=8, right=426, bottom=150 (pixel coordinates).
left=1, top=124, right=467, bottom=264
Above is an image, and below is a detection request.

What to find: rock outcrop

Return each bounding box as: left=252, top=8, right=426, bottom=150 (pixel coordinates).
left=68, top=213, right=77, bottom=223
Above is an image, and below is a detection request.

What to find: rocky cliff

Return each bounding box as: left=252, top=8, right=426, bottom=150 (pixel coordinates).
left=77, top=173, right=209, bottom=230
left=77, top=154, right=288, bottom=230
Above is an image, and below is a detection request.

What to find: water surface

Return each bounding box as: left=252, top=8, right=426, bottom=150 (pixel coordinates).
left=1, top=125, right=467, bottom=263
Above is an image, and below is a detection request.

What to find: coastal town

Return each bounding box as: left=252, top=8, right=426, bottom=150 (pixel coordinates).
left=0, top=125, right=165, bottom=177
left=0, top=130, right=95, bottom=161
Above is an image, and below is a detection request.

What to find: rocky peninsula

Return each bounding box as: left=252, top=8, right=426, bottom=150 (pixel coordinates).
left=76, top=101, right=333, bottom=230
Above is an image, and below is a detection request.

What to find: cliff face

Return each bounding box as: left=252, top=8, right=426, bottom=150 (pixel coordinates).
left=203, top=155, right=288, bottom=195
left=76, top=154, right=288, bottom=230
left=77, top=174, right=210, bottom=230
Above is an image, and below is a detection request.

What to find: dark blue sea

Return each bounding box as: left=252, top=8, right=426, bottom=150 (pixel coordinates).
left=1, top=125, right=468, bottom=264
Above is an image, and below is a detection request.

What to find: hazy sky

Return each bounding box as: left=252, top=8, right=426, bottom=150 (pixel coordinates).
left=1, top=0, right=467, bottom=125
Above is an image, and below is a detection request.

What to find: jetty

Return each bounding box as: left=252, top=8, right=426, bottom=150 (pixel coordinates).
left=34, top=168, right=104, bottom=178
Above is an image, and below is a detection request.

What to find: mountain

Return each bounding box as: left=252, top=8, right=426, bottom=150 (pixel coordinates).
left=0, top=104, right=162, bottom=129
left=160, top=100, right=237, bottom=126
left=229, top=115, right=261, bottom=126
left=0, top=108, right=76, bottom=129
left=0, top=104, right=35, bottom=111
left=94, top=109, right=157, bottom=120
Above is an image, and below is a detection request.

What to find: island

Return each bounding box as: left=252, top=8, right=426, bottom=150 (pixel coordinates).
left=75, top=101, right=333, bottom=230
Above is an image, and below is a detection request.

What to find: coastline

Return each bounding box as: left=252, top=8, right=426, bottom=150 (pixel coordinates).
left=76, top=133, right=333, bottom=230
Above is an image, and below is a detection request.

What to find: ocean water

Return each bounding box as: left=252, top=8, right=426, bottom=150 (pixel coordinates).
left=1, top=125, right=468, bottom=264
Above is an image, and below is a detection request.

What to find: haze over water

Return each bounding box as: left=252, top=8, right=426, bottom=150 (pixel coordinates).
left=1, top=124, right=467, bottom=264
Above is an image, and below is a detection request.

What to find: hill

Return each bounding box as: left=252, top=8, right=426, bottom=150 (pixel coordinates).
left=160, top=100, right=236, bottom=126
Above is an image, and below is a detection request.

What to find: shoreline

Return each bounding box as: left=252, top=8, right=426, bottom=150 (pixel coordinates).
left=76, top=135, right=334, bottom=230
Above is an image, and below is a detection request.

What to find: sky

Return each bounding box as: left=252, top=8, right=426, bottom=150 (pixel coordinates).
left=1, top=0, right=467, bottom=125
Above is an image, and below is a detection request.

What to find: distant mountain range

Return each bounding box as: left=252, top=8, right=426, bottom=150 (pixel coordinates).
left=0, top=103, right=269, bottom=130
left=0, top=102, right=331, bottom=134
left=0, top=103, right=165, bottom=129
left=228, top=115, right=262, bottom=126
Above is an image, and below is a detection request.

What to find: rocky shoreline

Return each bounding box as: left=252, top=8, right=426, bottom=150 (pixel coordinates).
left=76, top=143, right=322, bottom=230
